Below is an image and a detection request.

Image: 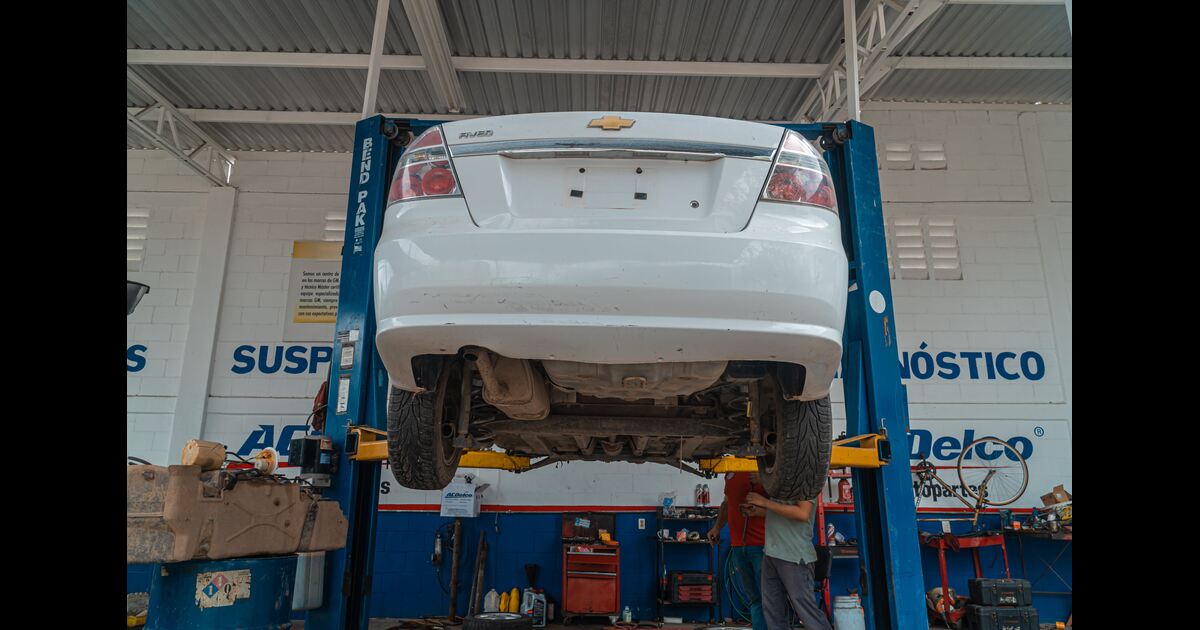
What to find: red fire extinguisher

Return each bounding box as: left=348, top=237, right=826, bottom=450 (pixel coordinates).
left=837, top=477, right=853, bottom=504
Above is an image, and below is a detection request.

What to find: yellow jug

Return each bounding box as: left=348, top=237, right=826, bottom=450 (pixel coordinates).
left=509, top=588, right=521, bottom=612
left=499, top=591, right=510, bottom=613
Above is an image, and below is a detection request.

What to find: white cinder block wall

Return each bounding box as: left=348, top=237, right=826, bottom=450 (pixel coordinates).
left=126, top=105, right=1071, bottom=508
left=126, top=161, right=209, bottom=464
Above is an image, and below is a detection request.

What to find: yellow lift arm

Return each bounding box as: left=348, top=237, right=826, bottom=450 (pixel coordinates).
left=346, top=426, right=888, bottom=473
left=345, top=425, right=531, bottom=470
left=699, top=432, right=890, bottom=472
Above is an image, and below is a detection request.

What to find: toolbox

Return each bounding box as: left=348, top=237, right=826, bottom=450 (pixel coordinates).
left=965, top=604, right=1039, bottom=630
left=562, top=544, right=619, bottom=620
left=667, top=571, right=714, bottom=604
left=967, top=578, right=1033, bottom=607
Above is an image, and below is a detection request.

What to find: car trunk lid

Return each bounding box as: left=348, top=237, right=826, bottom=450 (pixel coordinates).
left=442, top=112, right=784, bottom=233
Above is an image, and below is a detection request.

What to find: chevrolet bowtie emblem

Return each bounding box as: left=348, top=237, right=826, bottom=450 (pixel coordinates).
left=588, top=115, right=635, bottom=131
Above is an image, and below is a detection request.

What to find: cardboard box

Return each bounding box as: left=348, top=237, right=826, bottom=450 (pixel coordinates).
left=1040, top=484, right=1071, bottom=507
left=441, top=475, right=488, bottom=518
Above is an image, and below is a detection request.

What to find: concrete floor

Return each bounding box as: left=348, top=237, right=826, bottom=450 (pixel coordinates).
left=292, top=620, right=1069, bottom=630
left=294, top=619, right=739, bottom=624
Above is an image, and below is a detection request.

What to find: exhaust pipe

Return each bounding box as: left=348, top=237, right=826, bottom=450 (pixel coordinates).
left=463, top=347, right=550, bottom=421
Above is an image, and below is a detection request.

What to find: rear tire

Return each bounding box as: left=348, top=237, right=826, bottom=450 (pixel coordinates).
left=757, top=395, right=832, bottom=501
left=386, top=357, right=464, bottom=490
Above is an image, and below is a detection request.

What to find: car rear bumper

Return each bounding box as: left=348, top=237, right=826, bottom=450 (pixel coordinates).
left=374, top=198, right=848, bottom=400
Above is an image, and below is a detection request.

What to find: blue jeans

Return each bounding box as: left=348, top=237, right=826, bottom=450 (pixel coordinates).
left=730, top=545, right=767, bottom=630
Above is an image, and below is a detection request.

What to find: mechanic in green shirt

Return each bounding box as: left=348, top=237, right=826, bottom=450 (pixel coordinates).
left=745, top=491, right=832, bottom=630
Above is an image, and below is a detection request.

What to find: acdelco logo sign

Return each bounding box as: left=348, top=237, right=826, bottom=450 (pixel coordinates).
left=238, top=424, right=309, bottom=456
left=908, top=429, right=1034, bottom=462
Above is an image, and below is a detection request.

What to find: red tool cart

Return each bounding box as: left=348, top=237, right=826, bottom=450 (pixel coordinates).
left=562, top=543, right=620, bottom=622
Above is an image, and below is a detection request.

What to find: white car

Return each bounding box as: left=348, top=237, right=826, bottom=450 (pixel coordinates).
left=375, top=112, right=847, bottom=500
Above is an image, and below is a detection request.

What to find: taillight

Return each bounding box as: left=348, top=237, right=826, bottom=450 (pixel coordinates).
left=760, top=130, right=837, bottom=213
left=387, top=126, right=460, bottom=203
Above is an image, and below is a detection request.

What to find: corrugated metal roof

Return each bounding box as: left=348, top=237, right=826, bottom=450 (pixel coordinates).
left=895, top=3, right=1072, bottom=58
left=439, top=0, right=849, bottom=63
left=127, top=0, right=421, bottom=54
left=447, top=72, right=812, bottom=120
left=869, top=69, right=1072, bottom=104
left=126, top=0, right=1071, bottom=152
left=128, top=65, right=367, bottom=112
left=127, top=127, right=155, bottom=150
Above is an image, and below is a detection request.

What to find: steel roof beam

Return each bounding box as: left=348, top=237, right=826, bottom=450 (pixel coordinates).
left=126, top=98, right=1071, bottom=131
left=947, top=1, right=1064, bottom=4
left=129, top=108, right=476, bottom=124
left=361, top=0, right=393, bottom=117
left=842, top=0, right=862, bottom=122
left=126, top=67, right=236, bottom=186
left=127, top=48, right=1067, bottom=80
left=450, top=57, right=827, bottom=78
left=401, top=0, right=466, bottom=113
left=892, top=56, right=1071, bottom=70
left=124, top=49, right=426, bottom=70
left=125, top=49, right=826, bottom=78
left=795, top=0, right=951, bottom=122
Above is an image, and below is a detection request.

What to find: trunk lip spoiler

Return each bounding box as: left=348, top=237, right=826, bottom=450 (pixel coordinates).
left=449, top=138, right=776, bottom=161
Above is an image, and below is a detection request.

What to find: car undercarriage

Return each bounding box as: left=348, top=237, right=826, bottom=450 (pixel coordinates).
left=390, top=349, right=828, bottom=489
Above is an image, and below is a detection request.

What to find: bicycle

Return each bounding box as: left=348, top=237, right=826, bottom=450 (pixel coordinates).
left=912, top=436, right=1029, bottom=525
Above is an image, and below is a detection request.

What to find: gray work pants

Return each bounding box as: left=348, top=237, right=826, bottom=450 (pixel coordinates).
left=761, top=553, right=832, bottom=630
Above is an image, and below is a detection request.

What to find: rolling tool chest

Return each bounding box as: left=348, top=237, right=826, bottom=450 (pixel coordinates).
left=561, top=512, right=620, bottom=621
left=562, top=543, right=620, bottom=620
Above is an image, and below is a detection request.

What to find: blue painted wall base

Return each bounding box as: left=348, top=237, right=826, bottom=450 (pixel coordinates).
left=130, top=511, right=1069, bottom=624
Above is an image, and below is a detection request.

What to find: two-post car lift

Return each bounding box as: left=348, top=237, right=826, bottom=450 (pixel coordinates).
left=304, top=116, right=926, bottom=630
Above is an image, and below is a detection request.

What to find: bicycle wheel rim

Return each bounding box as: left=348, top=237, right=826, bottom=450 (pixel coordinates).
left=956, top=437, right=1029, bottom=506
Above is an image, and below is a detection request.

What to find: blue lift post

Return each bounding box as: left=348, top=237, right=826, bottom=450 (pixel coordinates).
left=783, top=121, right=927, bottom=629
left=306, top=116, right=436, bottom=630
left=308, top=116, right=924, bottom=630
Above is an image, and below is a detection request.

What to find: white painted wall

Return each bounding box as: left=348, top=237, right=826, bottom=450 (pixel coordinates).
left=126, top=104, right=1071, bottom=509
left=126, top=168, right=208, bottom=464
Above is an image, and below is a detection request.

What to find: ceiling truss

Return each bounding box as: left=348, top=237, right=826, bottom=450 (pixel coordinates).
left=126, top=67, right=236, bottom=186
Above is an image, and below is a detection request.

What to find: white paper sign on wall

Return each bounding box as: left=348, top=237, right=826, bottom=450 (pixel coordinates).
left=284, top=241, right=341, bottom=342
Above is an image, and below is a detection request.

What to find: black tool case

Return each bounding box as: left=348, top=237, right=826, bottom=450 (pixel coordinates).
left=967, top=578, right=1033, bottom=607
left=667, top=571, right=714, bottom=603
left=965, top=604, right=1039, bottom=630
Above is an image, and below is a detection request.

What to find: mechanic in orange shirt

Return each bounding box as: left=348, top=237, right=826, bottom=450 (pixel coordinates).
left=708, top=471, right=768, bottom=630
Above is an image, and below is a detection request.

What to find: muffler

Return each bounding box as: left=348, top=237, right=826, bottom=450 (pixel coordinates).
left=462, top=347, right=550, bottom=420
